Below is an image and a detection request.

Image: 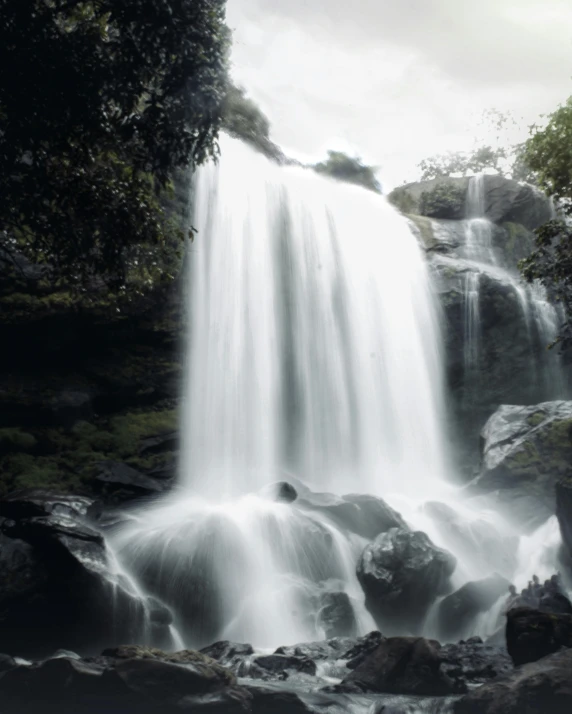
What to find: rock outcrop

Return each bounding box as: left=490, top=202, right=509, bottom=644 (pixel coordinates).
left=469, top=401, right=572, bottom=529
left=506, top=607, right=572, bottom=666
left=343, top=636, right=455, bottom=695
left=454, top=647, right=572, bottom=714
left=389, top=175, right=552, bottom=231
left=357, top=528, right=456, bottom=631
left=0, top=490, right=157, bottom=657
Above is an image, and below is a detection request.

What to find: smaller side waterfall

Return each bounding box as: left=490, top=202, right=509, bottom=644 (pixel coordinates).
left=460, top=174, right=565, bottom=400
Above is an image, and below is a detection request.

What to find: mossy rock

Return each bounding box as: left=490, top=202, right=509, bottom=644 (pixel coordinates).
left=0, top=407, right=179, bottom=498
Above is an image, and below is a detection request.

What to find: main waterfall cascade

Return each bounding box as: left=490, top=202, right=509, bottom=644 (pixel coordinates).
left=112, top=138, right=565, bottom=651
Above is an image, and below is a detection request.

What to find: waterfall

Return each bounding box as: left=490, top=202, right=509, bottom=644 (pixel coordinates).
left=461, top=174, right=565, bottom=399
left=112, top=135, right=460, bottom=649
left=110, top=147, right=566, bottom=651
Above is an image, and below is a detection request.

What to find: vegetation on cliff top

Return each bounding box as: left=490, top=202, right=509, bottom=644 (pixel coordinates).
left=518, top=97, right=572, bottom=352
left=0, top=0, right=229, bottom=289
left=313, top=151, right=381, bottom=194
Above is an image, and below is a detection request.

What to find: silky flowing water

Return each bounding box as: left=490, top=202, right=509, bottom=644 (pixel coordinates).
left=112, top=140, right=566, bottom=653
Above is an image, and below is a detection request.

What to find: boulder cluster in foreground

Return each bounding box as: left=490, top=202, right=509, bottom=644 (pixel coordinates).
left=2, top=602, right=572, bottom=714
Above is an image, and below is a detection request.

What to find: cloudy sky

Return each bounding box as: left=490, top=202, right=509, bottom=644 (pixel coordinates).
left=225, top=0, right=572, bottom=189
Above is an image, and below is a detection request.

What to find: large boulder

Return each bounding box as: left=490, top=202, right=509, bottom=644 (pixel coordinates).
left=469, top=402, right=572, bottom=529
left=506, top=607, right=572, bottom=665
left=298, top=489, right=407, bottom=541
left=357, top=527, right=456, bottom=632
left=454, top=647, right=572, bottom=714
left=389, top=175, right=552, bottom=231
left=437, top=573, right=511, bottom=642
left=343, top=636, right=454, bottom=695
left=0, top=647, right=241, bottom=714
left=0, top=494, right=150, bottom=657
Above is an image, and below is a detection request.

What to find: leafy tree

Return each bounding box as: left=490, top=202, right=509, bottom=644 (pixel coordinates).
left=519, top=97, right=572, bottom=351
left=313, top=151, right=381, bottom=193
left=417, top=110, right=535, bottom=183
left=0, top=0, right=229, bottom=289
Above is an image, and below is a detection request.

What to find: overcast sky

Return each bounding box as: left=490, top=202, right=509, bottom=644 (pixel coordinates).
left=225, top=0, right=572, bottom=190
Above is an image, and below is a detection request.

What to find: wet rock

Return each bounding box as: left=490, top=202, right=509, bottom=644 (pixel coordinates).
left=274, top=636, right=355, bottom=662
left=299, top=491, right=406, bottom=540
left=0, top=509, right=147, bottom=658
left=357, top=527, right=456, bottom=631
left=389, top=175, right=552, bottom=231
left=258, top=481, right=298, bottom=503
left=506, top=606, right=572, bottom=665
left=199, top=641, right=255, bottom=673
left=454, top=647, right=572, bottom=714
left=469, top=401, right=572, bottom=529
left=251, top=653, right=316, bottom=677
left=342, top=630, right=385, bottom=669
left=318, top=591, right=357, bottom=639
left=440, top=638, right=513, bottom=693
left=0, top=489, right=102, bottom=522
left=112, top=656, right=234, bottom=701
left=437, top=573, right=511, bottom=642
left=0, top=656, right=113, bottom=713
left=343, top=636, right=454, bottom=695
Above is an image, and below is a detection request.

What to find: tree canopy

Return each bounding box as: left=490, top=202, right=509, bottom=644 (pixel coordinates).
left=0, top=0, right=229, bottom=289
left=313, top=151, right=381, bottom=193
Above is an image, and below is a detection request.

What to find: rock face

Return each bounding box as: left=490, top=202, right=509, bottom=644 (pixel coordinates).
left=437, top=573, right=511, bottom=642
left=357, top=528, right=456, bottom=631
left=0, top=491, right=153, bottom=657
left=454, top=647, right=572, bottom=714
left=469, top=402, right=572, bottom=529
left=506, top=607, right=572, bottom=665
left=343, top=636, right=454, bottom=695
left=389, top=175, right=552, bottom=231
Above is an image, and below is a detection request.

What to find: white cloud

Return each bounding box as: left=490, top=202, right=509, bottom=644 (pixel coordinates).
left=225, top=0, right=572, bottom=189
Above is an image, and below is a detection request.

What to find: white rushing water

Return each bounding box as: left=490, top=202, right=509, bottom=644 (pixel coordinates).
left=460, top=174, right=564, bottom=396
left=112, top=144, right=565, bottom=650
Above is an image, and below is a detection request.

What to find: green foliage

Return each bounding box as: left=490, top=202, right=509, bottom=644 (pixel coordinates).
left=521, top=98, right=572, bottom=215
left=313, top=151, right=381, bottom=194
left=223, top=84, right=271, bottom=145
left=520, top=219, right=572, bottom=350
left=419, top=184, right=466, bottom=219
left=0, top=0, right=230, bottom=288
left=0, top=408, right=177, bottom=496
left=417, top=110, right=535, bottom=183
left=0, top=428, right=37, bottom=453
left=518, top=97, right=572, bottom=351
